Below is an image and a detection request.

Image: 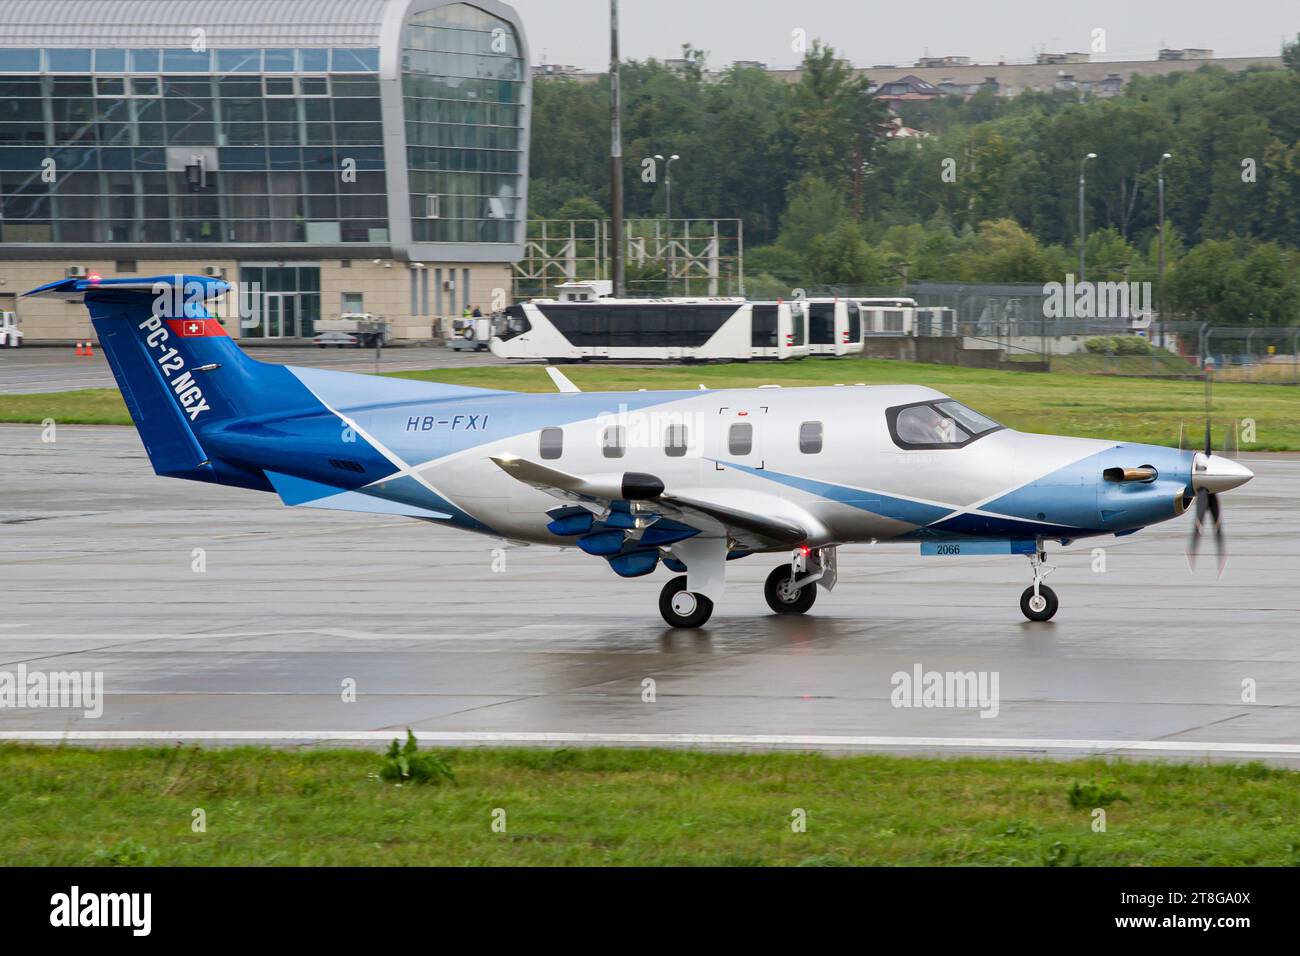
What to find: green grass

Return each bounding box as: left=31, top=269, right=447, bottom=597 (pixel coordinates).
left=2, top=744, right=1297, bottom=866
left=3, top=357, right=1298, bottom=449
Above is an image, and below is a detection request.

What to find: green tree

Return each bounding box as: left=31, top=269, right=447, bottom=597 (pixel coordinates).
left=1284, top=33, right=1300, bottom=72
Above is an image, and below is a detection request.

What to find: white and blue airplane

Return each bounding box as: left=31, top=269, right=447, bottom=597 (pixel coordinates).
left=29, top=275, right=1254, bottom=627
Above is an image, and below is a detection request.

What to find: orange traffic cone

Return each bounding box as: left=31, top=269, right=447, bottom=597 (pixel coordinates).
left=84, top=339, right=94, bottom=356
left=74, top=341, right=85, bottom=356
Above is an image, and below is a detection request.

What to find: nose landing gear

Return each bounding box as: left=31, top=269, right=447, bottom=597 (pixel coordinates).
left=1020, top=548, right=1058, bottom=622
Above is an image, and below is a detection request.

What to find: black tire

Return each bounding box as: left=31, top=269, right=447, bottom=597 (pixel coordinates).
left=659, top=576, right=714, bottom=628
left=764, top=564, right=817, bottom=615
left=1020, top=584, right=1059, bottom=622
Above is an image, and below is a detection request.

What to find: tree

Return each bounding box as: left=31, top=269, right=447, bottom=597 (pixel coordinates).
left=804, top=221, right=886, bottom=285
left=791, top=41, right=889, bottom=216
left=776, top=175, right=849, bottom=250
left=1167, top=238, right=1300, bottom=325
left=1285, top=33, right=1300, bottom=72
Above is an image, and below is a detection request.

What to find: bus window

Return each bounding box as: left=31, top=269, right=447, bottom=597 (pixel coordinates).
left=790, top=303, right=806, bottom=344
left=728, top=422, right=753, bottom=455
left=750, top=304, right=777, bottom=348
left=602, top=425, right=625, bottom=458
left=847, top=301, right=861, bottom=342
left=539, top=426, right=563, bottom=460
left=799, top=421, right=823, bottom=454
left=664, top=424, right=688, bottom=457
left=498, top=304, right=530, bottom=340
left=808, top=303, right=835, bottom=345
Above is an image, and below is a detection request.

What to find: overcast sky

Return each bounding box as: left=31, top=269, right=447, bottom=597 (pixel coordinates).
left=511, top=0, right=1297, bottom=71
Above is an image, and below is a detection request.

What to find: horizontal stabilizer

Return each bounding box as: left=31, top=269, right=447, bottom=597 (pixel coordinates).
left=265, top=471, right=452, bottom=520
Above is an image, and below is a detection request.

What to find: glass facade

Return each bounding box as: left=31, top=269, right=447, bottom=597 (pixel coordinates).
left=0, top=47, right=387, bottom=244
left=239, top=264, right=320, bottom=338
left=403, top=3, right=525, bottom=245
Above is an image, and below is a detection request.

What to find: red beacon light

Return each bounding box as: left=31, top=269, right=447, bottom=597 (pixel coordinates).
left=87, top=272, right=102, bottom=284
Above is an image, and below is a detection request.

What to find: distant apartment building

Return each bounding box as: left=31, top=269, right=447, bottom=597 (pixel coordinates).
left=538, top=49, right=1283, bottom=102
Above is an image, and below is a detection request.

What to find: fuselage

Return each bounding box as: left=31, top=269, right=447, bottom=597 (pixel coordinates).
left=199, top=377, right=1197, bottom=550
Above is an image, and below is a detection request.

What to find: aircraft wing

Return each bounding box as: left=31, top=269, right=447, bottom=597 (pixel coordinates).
left=489, top=454, right=810, bottom=549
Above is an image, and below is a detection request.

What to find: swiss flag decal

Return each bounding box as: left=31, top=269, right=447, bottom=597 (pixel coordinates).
left=164, top=318, right=227, bottom=338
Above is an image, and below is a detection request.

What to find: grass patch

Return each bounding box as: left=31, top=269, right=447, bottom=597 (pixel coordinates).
left=1, top=744, right=1298, bottom=866
left=3, top=357, right=1298, bottom=449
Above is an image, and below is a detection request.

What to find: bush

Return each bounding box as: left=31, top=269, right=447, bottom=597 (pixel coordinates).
left=1113, top=335, right=1152, bottom=355
left=379, top=730, right=454, bottom=786
left=1084, top=335, right=1150, bottom=355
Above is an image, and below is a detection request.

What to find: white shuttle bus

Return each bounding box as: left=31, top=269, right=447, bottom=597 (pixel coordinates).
left=491, top=298, right=810, bottom=362
left=855, top=297, right=917, bottom=337
left=803, top=298, right=864, bottom=357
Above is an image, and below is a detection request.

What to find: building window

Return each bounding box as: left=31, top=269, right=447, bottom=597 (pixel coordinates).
left=799, top=421, right=823, bottom=454
left=539, top=427, right=563, bottom=460
left=425, top=194, right=440, bottom=218
left=602, top=426, right=625, bottom=459
left=114, top=259, right=138, bottom=273
left=342, top=292, right=363, bottom=313
left=664, top=424, right=688, bottom=457
left=728, top=422, right=753, bottom=455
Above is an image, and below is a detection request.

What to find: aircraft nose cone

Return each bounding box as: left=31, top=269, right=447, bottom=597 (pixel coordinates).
left=1192, top=453, right=1254, bottom=494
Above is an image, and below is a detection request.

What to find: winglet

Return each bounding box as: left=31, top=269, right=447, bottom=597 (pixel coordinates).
left=545, top=366, right=581, bottom=393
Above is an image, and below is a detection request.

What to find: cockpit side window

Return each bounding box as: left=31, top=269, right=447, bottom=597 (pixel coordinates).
left=886, top=399, right=1003, bottom=450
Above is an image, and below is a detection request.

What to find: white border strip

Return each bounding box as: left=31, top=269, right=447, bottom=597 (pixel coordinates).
left=1, top=731, right=1298, bottom=755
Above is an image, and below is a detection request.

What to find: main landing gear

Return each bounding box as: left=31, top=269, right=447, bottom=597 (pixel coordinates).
left=657, top=546, right=835, bottom=628
left=658, top=576, right=714, bottom=628
left=1020, top=548, right=1058, bottom=622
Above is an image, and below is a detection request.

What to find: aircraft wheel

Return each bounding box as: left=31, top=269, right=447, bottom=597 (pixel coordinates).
left=764, top=565, right=817, bottom=615
left=1020, top=584, right=1059, bottom=622
left=659, top=576, right=713, bottom=628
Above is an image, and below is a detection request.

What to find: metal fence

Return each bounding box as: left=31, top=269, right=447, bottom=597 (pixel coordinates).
left=811, top=281, right=1300, bottom=383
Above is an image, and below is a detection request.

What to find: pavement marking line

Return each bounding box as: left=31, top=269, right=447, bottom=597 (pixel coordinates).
left=2, top=731, right=1300, bottom=755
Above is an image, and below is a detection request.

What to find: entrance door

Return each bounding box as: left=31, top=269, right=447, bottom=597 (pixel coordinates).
left=265, top=293, right=298, bottom=338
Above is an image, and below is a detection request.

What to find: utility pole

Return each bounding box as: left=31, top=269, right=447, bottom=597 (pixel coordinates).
left=1078, top=152, right=1096, bottom=283
left=609, top=0, right=625, bottom=297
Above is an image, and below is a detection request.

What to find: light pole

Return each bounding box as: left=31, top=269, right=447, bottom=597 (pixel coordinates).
left=609, top=0, right=624, bottom=297
left=654, top=153, right=680, bottom=293
left=1078, top=152, right=1097, bottom=283
left=1158, top=151, right=1171, bottom=322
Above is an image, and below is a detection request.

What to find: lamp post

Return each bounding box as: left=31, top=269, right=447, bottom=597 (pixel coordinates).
left=1078, top=152, right=1097, bottom=283
left=609, top=0, right=624, bottom=297
left=1157, top=151, right=1171, bottom=322
left=654, top=153, right=681, bottom=293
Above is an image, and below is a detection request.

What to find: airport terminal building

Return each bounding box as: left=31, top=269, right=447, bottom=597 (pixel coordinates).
left=0, top=0, right=531, bottom=341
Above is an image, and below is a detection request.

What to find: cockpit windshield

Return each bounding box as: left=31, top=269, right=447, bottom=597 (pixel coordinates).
left=886, top=399, right=1003, bottom=449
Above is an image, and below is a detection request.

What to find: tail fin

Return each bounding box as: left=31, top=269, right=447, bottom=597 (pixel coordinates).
left=24, top=274, right=274, bottom=489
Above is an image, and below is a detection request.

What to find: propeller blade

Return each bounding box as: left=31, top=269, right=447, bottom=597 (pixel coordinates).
left=1177, top=422, right=1185, bottom=451
left=1186, top=487, right=1208, bottom=570
left=1207, top=491, right=1227, bottom=576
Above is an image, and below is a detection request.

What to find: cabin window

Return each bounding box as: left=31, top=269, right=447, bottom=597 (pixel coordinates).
left=602, top=426, right=625, bottom=458
left=799, top=421, right=823, bottom=454
left=664, top=424, right=688, bottom=457
left=728, top=422, right=753, bottom=455
left=539, top=427, right=563, bottom=460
